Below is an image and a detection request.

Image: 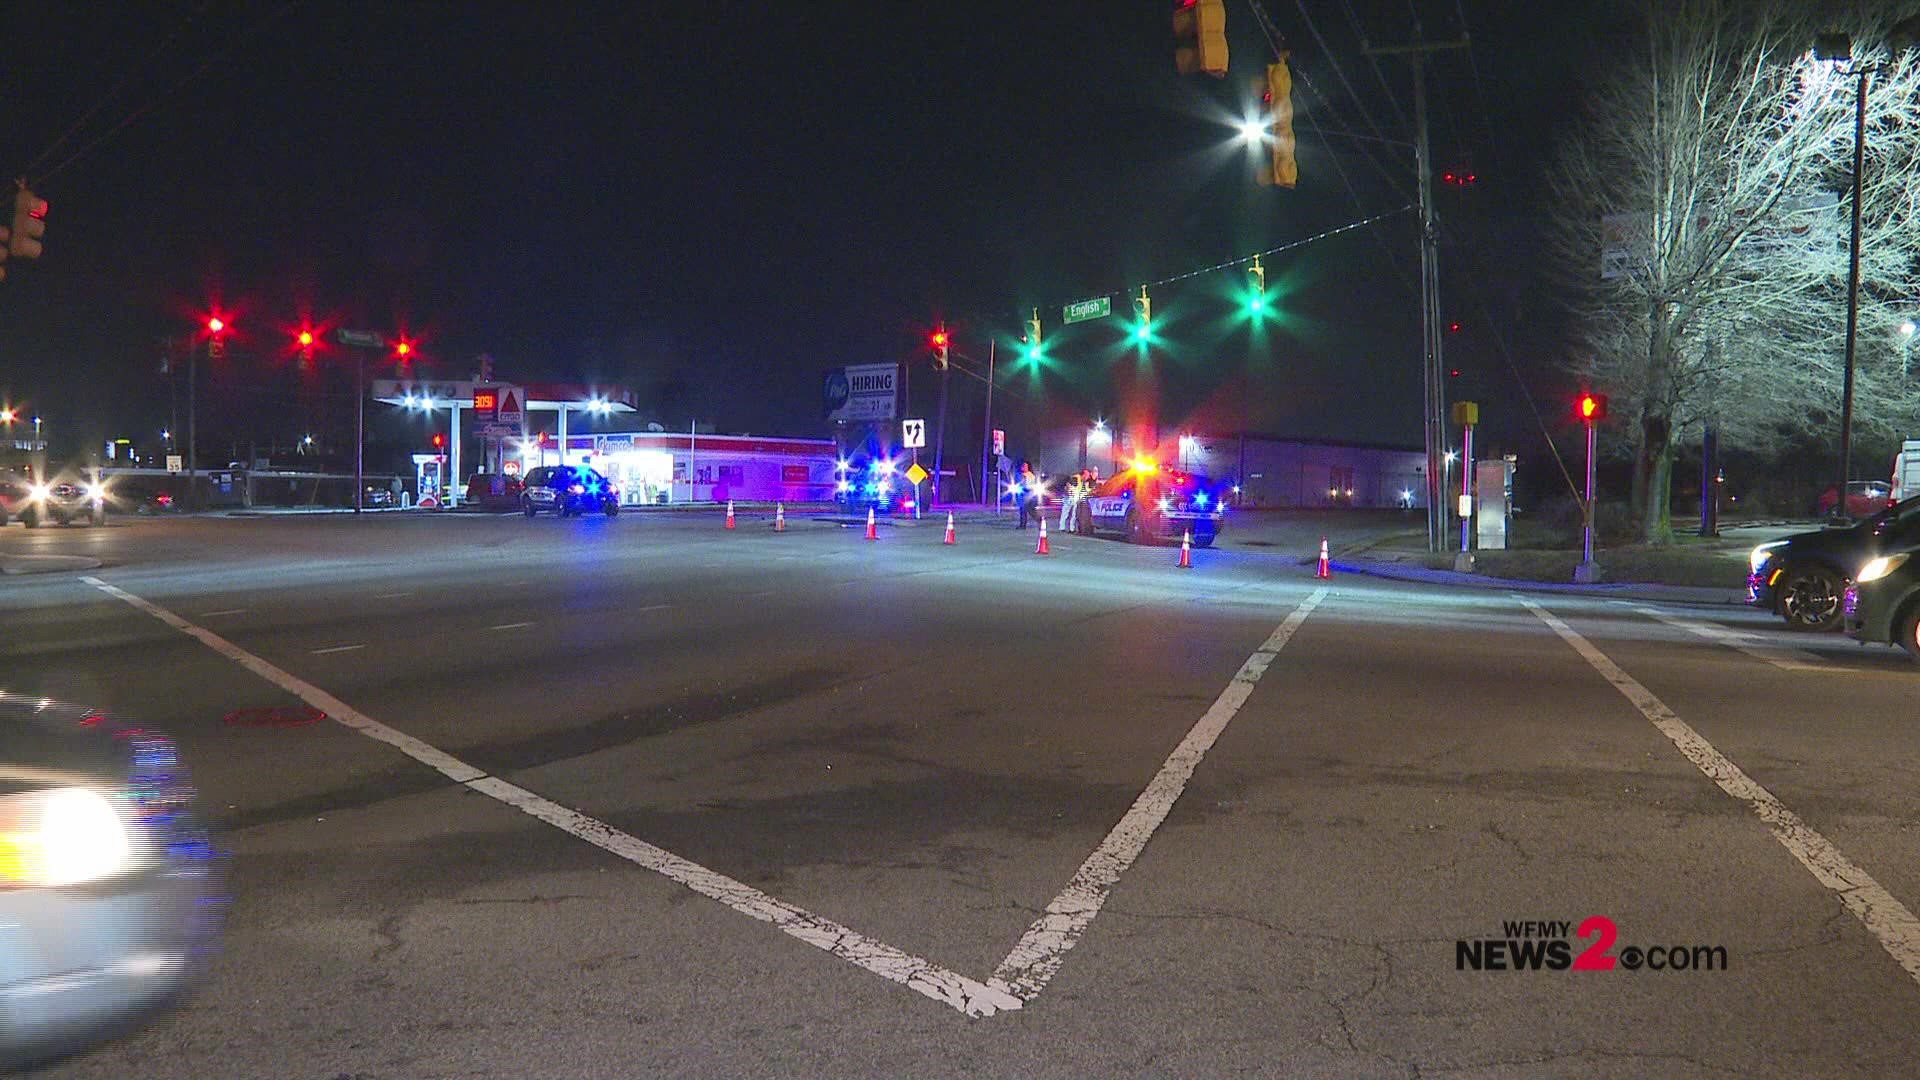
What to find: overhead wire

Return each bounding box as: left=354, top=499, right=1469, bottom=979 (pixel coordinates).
left=24, top=2, right=216, bottom=179
left=38, top=2, right=305, bottom=185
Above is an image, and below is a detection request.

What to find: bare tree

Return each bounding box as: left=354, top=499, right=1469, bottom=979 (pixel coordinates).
left=1548, top=0, right=1920, bottom=542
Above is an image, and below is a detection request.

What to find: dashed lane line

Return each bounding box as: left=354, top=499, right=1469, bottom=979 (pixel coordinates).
left=80, top=575, right=1021, bottom=1019
left=200, top=608, right=247, bottom=617
left=989, top=586, right=1329, bottom=1002
left=1520, top=595, right=1920, bottom=991
left=310, top=643, right=366, bottom=655
left=489, top=621, right=535, bottom=631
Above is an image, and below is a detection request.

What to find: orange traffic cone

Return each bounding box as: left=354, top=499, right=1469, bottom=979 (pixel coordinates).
left=774, top=503, right=786, bottom=532
left=1178, top=530, right=1193, bottom=568
left=1316, top=537, right=1331, bottom=579
left=943, top=512, right=956, bottom=545
left=725, top=500, right=736, bottom=529
left=864, top=507, right=878, bottom=541
left=1035, top=518, right=1051, bottom=555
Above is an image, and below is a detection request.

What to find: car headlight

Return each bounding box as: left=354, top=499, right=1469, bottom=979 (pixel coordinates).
left=27, top=483, right=49, bottom=501
left=1157, top=497, right=1171, bottom=512
left=85, top=482, right=108, bottom=500
left=1855, top=552, right=1909, bottom=583
left=0, top=787, right=135, bottom=888
left=1750, top=541, right=1787, bottom=573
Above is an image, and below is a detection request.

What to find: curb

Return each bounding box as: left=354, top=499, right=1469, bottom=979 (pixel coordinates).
left=1, top=554, right=105, bottom=575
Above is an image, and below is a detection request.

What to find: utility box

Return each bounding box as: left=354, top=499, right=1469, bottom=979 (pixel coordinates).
left=1476, top=459, right=1514, bottom=550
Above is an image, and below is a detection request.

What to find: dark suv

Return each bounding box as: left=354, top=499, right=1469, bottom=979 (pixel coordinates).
left=1749, top=495, right=1920, bottom=631
left=521, top=466, right=620, bottom=518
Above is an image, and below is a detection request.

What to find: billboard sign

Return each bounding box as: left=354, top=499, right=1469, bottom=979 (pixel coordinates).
left=824, top=363, right=901, bottom=422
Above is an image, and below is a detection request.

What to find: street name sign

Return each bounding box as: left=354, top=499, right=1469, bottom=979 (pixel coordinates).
left=1062, top=297, right=1111, bottom=324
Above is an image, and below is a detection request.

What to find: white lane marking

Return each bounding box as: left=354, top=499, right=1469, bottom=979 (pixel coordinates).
left=200, top=608, right=247, bottom=617
left=990, top=586, right=1328, bottom=1002
left=80, top=576, right=1019, bottom=1019
left=311, top=644, right=366, bottom=655
left=489, top=621, right=535, bottom=631
left=1632, top=605, right=1827, bottom=671
left=373, top=591, right=413, bottom=599
left=1520, top=596, right=1920, bottom=990
left=637, top=603, right=670, bottom=612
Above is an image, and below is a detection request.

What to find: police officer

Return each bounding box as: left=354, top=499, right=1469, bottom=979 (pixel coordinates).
left=1016, top=461, right=1038, bottom=529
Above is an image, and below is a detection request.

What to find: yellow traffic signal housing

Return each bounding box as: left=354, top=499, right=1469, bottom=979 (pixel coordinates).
left=1266, top=58, right=1297, bottom=189
left=8, top=187, right=47, bottom=260
left=1173, top=0, right=1228, bottom=78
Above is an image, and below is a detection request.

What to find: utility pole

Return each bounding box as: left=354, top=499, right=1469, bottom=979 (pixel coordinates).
left=981, top=338, right=996, bottom=508
left=1363, top=36, right=1468, bottom=554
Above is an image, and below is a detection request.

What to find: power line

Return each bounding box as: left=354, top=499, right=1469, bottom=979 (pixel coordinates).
left=1340, top=0, right=1411, bottom=131
left=25, top=2, right=216, bottom=178
left=39, top=2, right=304, bottom=185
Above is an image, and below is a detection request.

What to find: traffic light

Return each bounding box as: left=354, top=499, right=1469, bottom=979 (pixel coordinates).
left=1247, top=255, right=1266, bottom=314
left=1024, top=309, right=1043, bottom=360
left=206, top=315, right=227, bottom=360
left=1132, top=286, right=1152, bottom=343
left=8, top=187, right=47, bottom=261
left=296, top=329, right=315, bottom=365
left=1264, top=58, right=1296, bottom=189
left=1173, top=0, right=1228, bottom=77
left=393, top=339, right=414, bottom=362
left=1577, top=392, right=1608, bottom=424
left=930, top=326, right=950, bottom=370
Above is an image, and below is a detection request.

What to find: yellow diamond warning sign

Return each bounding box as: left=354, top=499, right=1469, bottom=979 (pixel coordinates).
left=905, top=463, right=929, bottom=486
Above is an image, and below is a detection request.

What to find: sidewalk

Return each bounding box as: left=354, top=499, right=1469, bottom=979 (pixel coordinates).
left=1326, top=554, right=1747, bottom=606
left=1327, top=528, right=1750, bottom=606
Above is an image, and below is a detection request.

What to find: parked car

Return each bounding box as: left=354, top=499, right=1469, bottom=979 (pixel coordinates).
left=1749, top=495, right=1920, bottom=631
left=1815, top=480, right=1893, bottom=518
left=0, top=691, right=222, bottom=1068
left=465, top=472, right=525, bottom=510
left=1843, top=537, right=1920, bottom=662
left=521, top=465, right=620, bottom=517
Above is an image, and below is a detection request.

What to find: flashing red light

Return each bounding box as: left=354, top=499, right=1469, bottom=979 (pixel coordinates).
left=206, top=317, right=225, bottom=333
left=431, top=433, right=446, bottom=449
left=1448, top=321, right=1462, bottom=333
left=297, top=330, right=315, bottom=347
left=931, top=331, right=949, bottom=348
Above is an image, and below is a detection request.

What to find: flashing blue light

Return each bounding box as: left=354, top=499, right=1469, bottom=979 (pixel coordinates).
left=1193, top=490, right=1209, bottom=507
left=878, top=460, right=896, bottom=477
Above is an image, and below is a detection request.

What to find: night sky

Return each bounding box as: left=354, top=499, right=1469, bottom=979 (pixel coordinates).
left=0, top=1, right=1582, bottom=468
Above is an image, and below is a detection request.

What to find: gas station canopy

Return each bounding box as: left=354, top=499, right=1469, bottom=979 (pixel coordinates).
left=370, top=379, right=639, bottom=414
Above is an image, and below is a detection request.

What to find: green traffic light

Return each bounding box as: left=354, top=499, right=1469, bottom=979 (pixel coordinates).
left=1133, top=323, right=1151, bottom=343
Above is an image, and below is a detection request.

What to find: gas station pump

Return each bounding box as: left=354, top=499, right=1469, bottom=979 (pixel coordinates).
left=413, top=453, right=447, bottom=508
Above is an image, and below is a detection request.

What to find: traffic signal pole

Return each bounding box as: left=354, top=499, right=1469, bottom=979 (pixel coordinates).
left=354, top=348, right=365, bottom=514
left=188, top=341, right=199, bottom=507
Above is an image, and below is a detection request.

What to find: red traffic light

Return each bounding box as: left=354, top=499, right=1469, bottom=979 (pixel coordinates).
left=296, top=330, right=314, bottom=347
left=431, top=433, right=446, bottom=449
left=394, top=340, right=413, bottom=358
left=930, top=330, right=949, bottom=349
left=206, top=316, right=225, bottom=333
left=1577, top=392, right=1609, bottom=424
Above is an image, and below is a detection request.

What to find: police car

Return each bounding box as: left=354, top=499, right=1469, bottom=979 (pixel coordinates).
left=1075, top=461, right=1225, bottom=546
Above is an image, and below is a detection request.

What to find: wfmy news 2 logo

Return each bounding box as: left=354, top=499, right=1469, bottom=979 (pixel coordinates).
left=1456, top=916, right=1728, bottom=973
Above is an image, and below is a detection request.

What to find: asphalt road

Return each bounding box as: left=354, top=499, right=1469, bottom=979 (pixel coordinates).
left=6, top=509, right=1920, bottom=1077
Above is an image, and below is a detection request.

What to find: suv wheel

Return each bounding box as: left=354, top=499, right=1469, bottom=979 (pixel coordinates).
left=1779, top=566, right=1844, bottom=632
left=21, top=506, right=38, bottom=528
left=523, top=501, right=537, bottom=518
left=604, top=501, right=619, bottom=517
